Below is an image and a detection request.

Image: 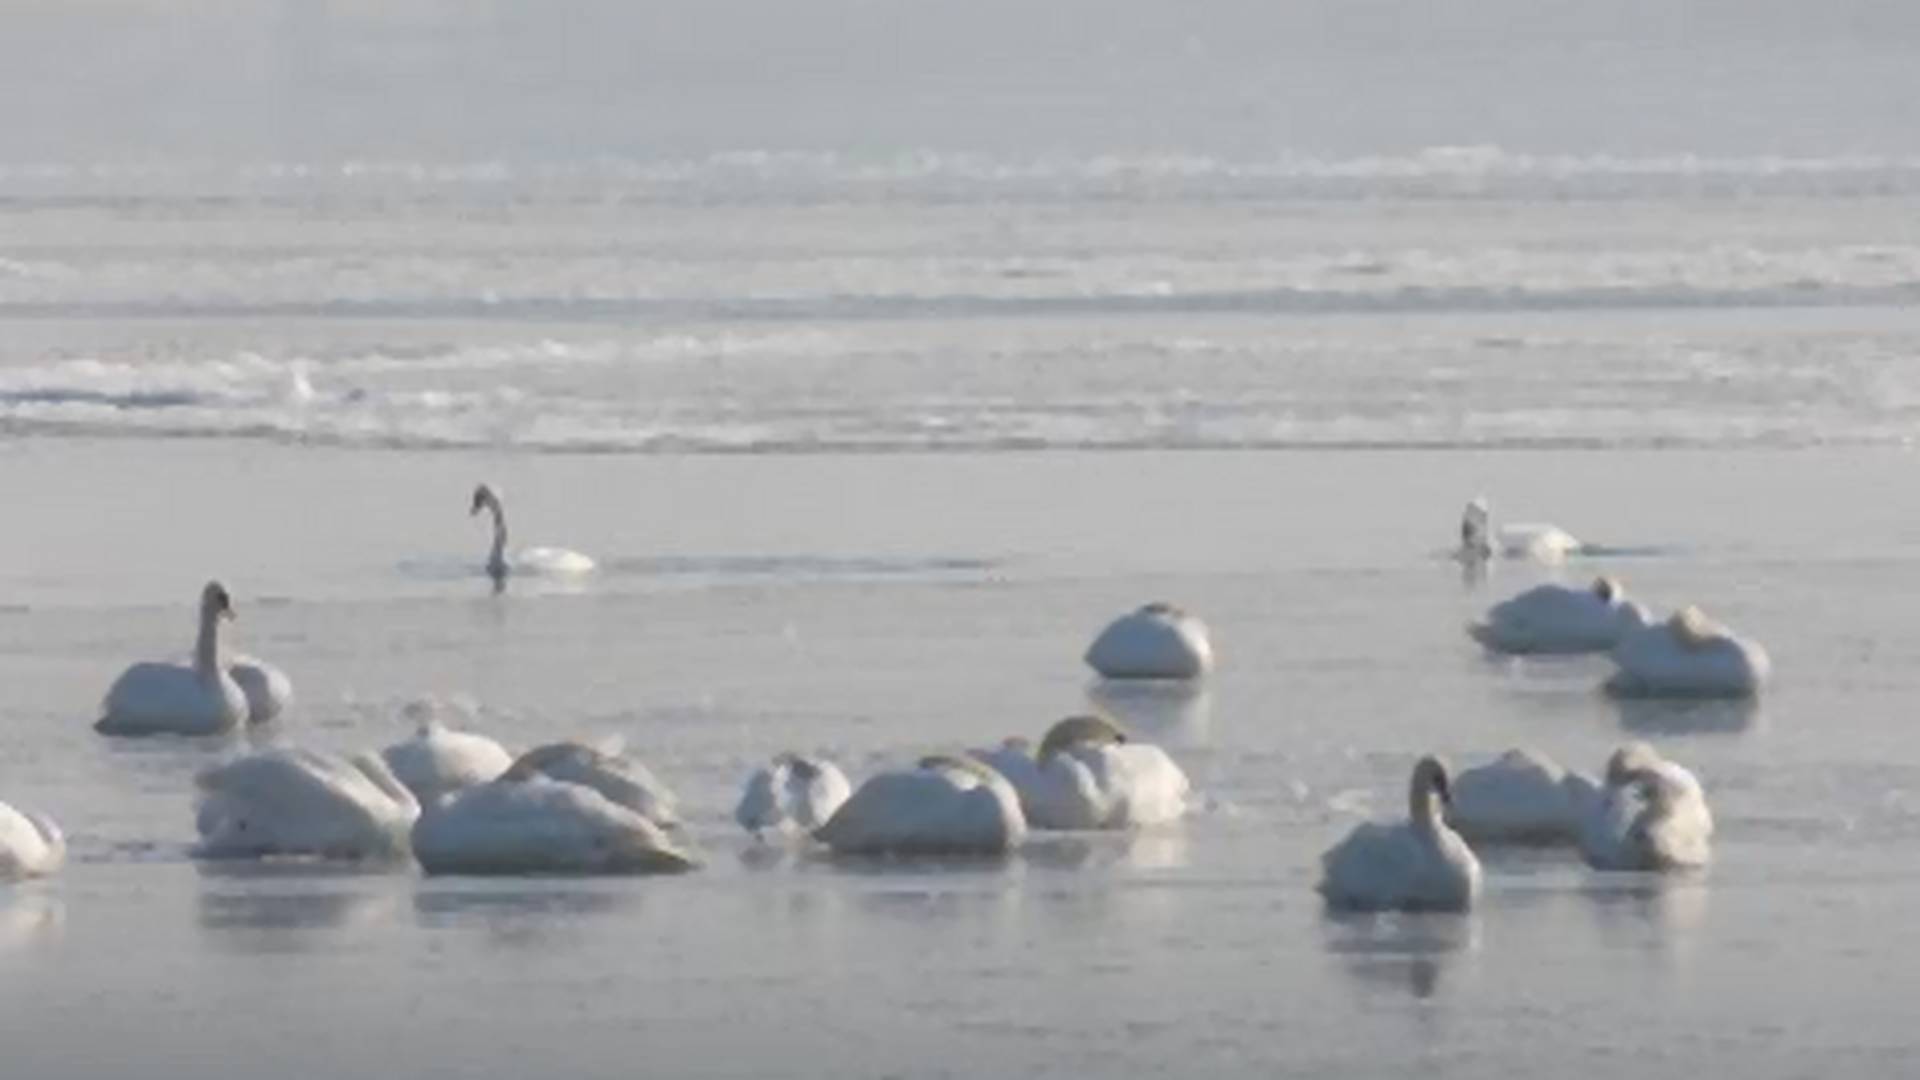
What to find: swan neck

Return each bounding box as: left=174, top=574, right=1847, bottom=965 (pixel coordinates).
left=486, top=498, right=508, bottom=564
left=1410, top=781, right=1442, bottom=832
left=194, top=602, right=223, bottom=677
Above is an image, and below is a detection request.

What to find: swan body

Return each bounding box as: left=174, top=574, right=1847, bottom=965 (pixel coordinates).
left=735, top=753, right=852, bottom=839
left=194, top=747, right=419, bottom=860
left=381, top=719, right=514, bottom=806
left=502, top=742, right=678, bottom=828
left=471, top=483, right=595, bottom=588
left=1606, top=606, right=1770, bottom=698
left=229, top=654, right=293, bottom=723
left=974, top=715, right=1189, bottom=830
left=1460, top=497, right=1582, bottom=564
left=1084, top=603, right=1214, bottom=680
left=1447, top=748, right=1600, bottom=844
left=0, top=802, right=64, bottom=880
left=97, top=582, right=249, bottom=736
left=413, top=775, right=698, bottom=875
left=1579, top=742, right=1713, bottom=870
left=814, top=754, right=1027, bottom=856
left=1470, top=577, right=1653, bottom=654
left=1318, top=756, right=1482, bottom=912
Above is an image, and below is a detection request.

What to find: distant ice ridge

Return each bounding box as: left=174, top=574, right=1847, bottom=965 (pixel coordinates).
left=4, top=147, right=1920, bottom=201
left=4, top=330, right=1920, bottom=454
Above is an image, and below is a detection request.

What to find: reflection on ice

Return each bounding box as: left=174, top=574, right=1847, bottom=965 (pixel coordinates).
left=194, top=861, right=404, bottom=943
left=1086, top=679, right=1213, bottom=746
left=1321, top=910, right=1478, bottom=1000
left=1583, top=874, right=1710, bottom=956
left=1020, top=829, right=1190, bottom=872
left=0, top=887, right=65, bottom=952
left=1611, top=695, right=1760, bottom=735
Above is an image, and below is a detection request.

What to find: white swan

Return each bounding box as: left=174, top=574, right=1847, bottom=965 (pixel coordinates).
left=735, top=753, right=853, bottom=839
left=380, top=714, right=514, bottom=806
left=1606, top=606, right=1770, bottom=698
left=1084, top=603, right=1214, bottom=680
left=813, top=754, right=1027, bottom=856
left=973, top=715, right=1189, bottom=830
left=471, top=483, right=595, bottom=589
left=97, top=581, right=251, bottom=736
left=229, top=656, right=293, bottom=724
left=1578, top=742, right=1713, bottom=870
left=1469, top=576, right=1653, bottom=654
left=1317, top=756, right=1482, bottom=912
left=1459, top=496, right=1582, bottom=564
left=194, top=747, right=419, bottom=860
left=1447, top=748, right=1600, bottom=844
left=0, top=802, right=64, bottom=880
left=501, top=741, right=678, bottom=828
left=413, top=774, right=698, bottom=875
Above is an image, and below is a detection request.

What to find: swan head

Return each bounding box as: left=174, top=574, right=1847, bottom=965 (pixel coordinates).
left=1592, top=576, right=1623, bottom=603
left=1667, top=605, right=1722, bottom=650
left=1603, top=741, right=1662, bottom=786
left=1036, top=714, right=1129, bottom=761
left=1408, top=755, right=1454, bottom=821
left=200, top=581, right=235, bottom=622
left=470, top=483, right=499, bottom=516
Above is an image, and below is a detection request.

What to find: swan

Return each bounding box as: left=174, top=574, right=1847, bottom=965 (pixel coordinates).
left=97, top=581, right=251, bottom=736
left=470, top=483, right=595, bottom=589
left=1447, top=748, right=1600, bottom=844
left=380, top=714, right=514, bottom=806
left=1084, top=603, right=1214, bottom=680
left=973, top=715, right=1189, bottom=830
left=1459, top=496, right=1582, bottom=564
left=735, top=753, right=853, bottom=839
left=813, top=754, right=1027, bottom=856
left=229, top=655, right=293, bottom=724
left=0, top=802, right=64, bottom=880
left=1605, top=605, right=1770, bottom=698
left=1578, top=742, right=1713, bottom=870
left=501, top=741, right=678, bottom=828
left=413, top=774, right=698, bottom=875
left=194, top=747, right=419, bottom=860
left=1317, top=756, right=1482, bottom=912
left=1469, top=576, right=1653, bottom=654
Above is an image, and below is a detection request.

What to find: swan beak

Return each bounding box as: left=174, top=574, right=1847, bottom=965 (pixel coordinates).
left=221, top=601, right=236, bottom=621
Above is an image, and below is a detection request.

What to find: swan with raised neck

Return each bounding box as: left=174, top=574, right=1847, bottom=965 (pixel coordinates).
left=471, top=483, right=509, bottom=587
left=193, top=580, right=234, bottom=680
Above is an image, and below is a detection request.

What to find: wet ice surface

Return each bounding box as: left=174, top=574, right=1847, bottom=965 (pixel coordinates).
left=4, top=443, right=1920, bottom=1077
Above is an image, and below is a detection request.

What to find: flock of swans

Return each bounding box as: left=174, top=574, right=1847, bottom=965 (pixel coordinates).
left=0, top=489, right=1759, bottom=921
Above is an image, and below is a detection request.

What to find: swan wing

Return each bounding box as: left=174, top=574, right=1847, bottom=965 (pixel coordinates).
left=414, top=778, right=696, bottom=875
left=814, top=768, right=1024, bottom=855
left=99, top=662, right=245, bottom=736
left=0, top=802, right=63, bottom=879
left=195, top=748, right=416, bottom=859
left=1084, top=608, right=1213, bottom=679
left=228, top=655, right=294, bottom=724
left=382, top=724, right=514, bottom=804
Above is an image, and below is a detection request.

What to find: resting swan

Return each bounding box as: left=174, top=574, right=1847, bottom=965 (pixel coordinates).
left=1446, top=748, right=1599, bottom=844
left=1578, top=742, right=1713, bottom=870
left=813, top=754, right=1027, bottom=856
left=1459, top=496, right=1582, bottom=564
left=1605, top=606, right=1770, bottom=698
left=413, top=774, right=698, bottom=875
left=98, top=582, right=255, bottom=736
left=380, top=713, right=514, bottom=806
left=735, top=753, right=853, bottom=839
left=1317, top=756, right=1481, bottom=912
left=0, top=802, right=65, bottom=880
left=1084, top=603, right=1214, bottom=680
left=1470, top=576, right=1653, bottom=654
left=194, top=747, right=419, bottom=861
left=501, top=741, right=679, bottom=828
left=973, top=715, right=1189, bottom=829
left=471, top=483, right=595, bottom=590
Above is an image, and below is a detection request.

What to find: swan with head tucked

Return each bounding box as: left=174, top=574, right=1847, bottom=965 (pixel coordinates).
left=470, top=483, right=595, bottom=590
left=413, top=773, right=698, bottom=875
left=380, top=709, right=514, bottom=806
left=1446, top=748, right=1600, bottom=844
left=501, top=741, right=678, bottom=829
left=813, top=753, right=1027, bottom=856
left=973, top=714, right=1189, bottom=830
left=1606, top=605, right=1770, bottom=698
left=97, top=582, right=251, bottom=736
left=735, top=753, right=852, bottom=839
left=1459, top=496, right=1582, bottom=564
left=0, top=801, right=65, bottom=880
left=1578, top=742, right=1713, bottom=870
left=1084, top=603, right=1215, bottom=680
left=1470, top=576, right=1653, bottom=654
left=1318, top=756, right=1482, bottom=912
left=193, top=747, right=419, bottom=861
